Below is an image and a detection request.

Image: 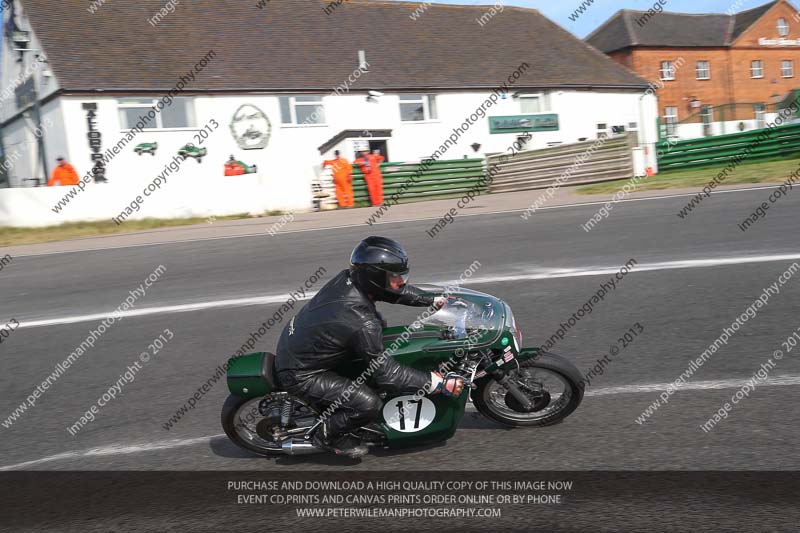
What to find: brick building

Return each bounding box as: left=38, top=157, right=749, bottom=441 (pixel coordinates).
left=587, top=0, right=800, bottom=138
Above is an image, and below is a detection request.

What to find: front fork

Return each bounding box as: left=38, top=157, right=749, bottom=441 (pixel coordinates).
left=480, top=347, right=542, bottom=411
left=488, top=367, right=534, bottom=411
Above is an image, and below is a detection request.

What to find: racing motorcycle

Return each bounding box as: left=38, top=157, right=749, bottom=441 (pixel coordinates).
left=221, top=287, right=584, bottom=456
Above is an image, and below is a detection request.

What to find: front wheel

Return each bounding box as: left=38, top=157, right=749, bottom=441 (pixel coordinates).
left=472, top=352, right=583, bottom=427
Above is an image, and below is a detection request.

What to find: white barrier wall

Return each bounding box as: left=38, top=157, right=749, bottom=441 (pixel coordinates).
left=0, top=173, right=310, bottom=228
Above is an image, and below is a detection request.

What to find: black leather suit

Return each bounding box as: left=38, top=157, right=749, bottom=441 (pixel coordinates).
left=276, top=269, right=433, bottom=437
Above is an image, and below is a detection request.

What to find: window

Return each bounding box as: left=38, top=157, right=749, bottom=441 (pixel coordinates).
left=664, top=107, right=678, bottom=136
left=118, top=97, right=195, bottom=129
left=778, top=18, right=790, bottom=37
left=782, top=60, right=794, bottom=77
left=754, top=103, right=766, bottom=128
left=701, top=105, right=713, bottom=136
left=660, top=61, right=676, bottom=81
left=696, top=61, right=710, bottom=80
left=751, top=60, right=764, bottom=78
left=279, top=96, right=326, bottom=125
left=519, top=93, right=550, bottom=114
left=596, top=123, right=609, bottom=139
left=399, top=94, right=437, bottom=122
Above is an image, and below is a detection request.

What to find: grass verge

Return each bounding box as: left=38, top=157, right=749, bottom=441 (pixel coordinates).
left=0, top=213, right=280, bottom=247
left=576, top=156, right=800, bottom=195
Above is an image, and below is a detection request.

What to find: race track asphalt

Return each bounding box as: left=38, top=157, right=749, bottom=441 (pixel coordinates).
left=1, top=186, right=799, bottom=530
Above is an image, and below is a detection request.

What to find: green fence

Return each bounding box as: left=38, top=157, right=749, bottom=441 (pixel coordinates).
left=657, top=122, right=800, bottom=171
left=349, top=158, right=485, bottom=206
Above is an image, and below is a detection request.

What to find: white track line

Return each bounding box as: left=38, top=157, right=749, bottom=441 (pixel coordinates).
left=12, top=252, right=800, bottom=330
left=15, top=293, right=311, bottom=329
left=3, top=373, right=800, bottom=471
left=584, top=375, right=800, bottom=397
left=10, top=184, right=786, bottom=258
left=460, top=253, right=800, bottom=286
left=0, top=435, right=222, bottom=471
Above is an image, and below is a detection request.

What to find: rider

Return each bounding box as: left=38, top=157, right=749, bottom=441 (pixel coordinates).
left=275, top=236, right=465, bottom=458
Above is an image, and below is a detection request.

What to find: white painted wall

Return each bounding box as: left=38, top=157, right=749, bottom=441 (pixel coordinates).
left=673, top=112, right=782, bottom=140
left=0, top=173, right=297, bottom=227
left=2, top=66, right=659, bottom=225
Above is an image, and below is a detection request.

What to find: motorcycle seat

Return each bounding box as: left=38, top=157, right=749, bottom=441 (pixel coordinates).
left=261, top=352, right=277, bottom=390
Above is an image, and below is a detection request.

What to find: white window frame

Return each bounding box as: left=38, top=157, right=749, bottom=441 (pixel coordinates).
left=701, top=105, right=713, bottom=136
left=751, top=60, right=765, bottom=79
left=664, top=107, right=678, bottom=136
left=778, top=18, right=790, bottom=37
left=754, top=103, right=767, bottom=128
left=660, top=61, right=676, bottom=81
left=782, top=60, right=794, bottom=78
left=279, top=96, right=326, bottom=126
left=518, top=92, right=550, bottom=114
left=399, top=94, right=438, bottom=122
left=696, top=61, right=711, bottom=80
left=117, top=97, right=196, bottom=130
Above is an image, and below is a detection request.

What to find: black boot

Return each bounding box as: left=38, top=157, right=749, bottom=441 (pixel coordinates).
left=312, top=423, right=368, bottom=458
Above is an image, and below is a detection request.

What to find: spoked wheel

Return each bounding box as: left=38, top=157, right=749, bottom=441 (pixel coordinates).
left=222, top=394, right=319, bottom=456
left=472, top=352, right=584, bottom=427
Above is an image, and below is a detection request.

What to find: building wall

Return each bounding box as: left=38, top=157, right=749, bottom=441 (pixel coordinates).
left=598, top=1, right=800, bottom=136
left=0, top=1, right=61, bottom=121
left=1, top=1, right=62, bottom=184
left=729, top=1, right=800, bottom=103
left=1, top=99, right=64, bottom=187
left=627, top=49, right=733, bottom=121
left=4, top=88, right=658, bottom=191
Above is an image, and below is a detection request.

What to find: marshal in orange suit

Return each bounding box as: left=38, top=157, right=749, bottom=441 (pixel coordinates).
left=354, top=150, right=385, bottom=206
left=47, top=157, right=80, bottom=187
left=322, top=150, right=354, bottom=208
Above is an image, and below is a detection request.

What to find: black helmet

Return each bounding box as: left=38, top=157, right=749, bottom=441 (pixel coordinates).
left=349, top=236, right=410, bottom=302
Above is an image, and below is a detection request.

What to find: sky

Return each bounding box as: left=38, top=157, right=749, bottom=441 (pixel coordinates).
left=388, top=0, right=785, bottom=38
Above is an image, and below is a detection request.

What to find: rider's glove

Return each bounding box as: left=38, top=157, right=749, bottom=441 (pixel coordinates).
left=430, top=371, right=464, bottom=397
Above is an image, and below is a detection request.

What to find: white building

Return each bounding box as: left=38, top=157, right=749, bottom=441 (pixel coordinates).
left=0, top=0, right=658, bottom=223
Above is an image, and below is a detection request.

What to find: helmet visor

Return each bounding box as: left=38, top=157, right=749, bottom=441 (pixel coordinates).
left=387, top=271, right=410, bottom=291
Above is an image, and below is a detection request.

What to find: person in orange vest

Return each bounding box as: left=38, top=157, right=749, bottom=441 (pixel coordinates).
left=322, top=150, right=354, bottom=208
left=354, top=149, right=385, bottom=206
left=47, top=157, right=80, bottom=186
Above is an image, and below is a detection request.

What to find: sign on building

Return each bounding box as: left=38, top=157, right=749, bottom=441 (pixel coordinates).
left=489, top=114, right=559, bottom=134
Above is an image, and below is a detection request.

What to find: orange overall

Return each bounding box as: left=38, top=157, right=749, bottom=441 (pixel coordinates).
left=323, top=156, right=354, bottom=207
left=47, top=163, right=80, bottom=186
left=355, top=153, right=385, bottom=206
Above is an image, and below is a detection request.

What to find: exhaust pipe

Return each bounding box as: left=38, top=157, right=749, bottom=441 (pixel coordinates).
left=281, top=438, right=325, bottom=455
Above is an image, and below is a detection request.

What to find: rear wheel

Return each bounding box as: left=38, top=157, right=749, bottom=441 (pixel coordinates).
left=222, top=393, right=324, bottom=456
left=472, top=352, right=583, bottom=427
left=221, top=395, right=284, bottom=456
